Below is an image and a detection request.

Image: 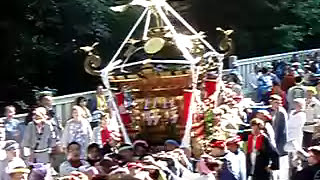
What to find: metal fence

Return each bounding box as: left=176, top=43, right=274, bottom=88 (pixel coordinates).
left=1, top=90, right=102, bottom=125
left=236, top=48, right=320, bottom=92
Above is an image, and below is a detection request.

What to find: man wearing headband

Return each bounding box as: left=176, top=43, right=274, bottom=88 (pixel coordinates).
left=133, top=140, right=149, bottom=160
left=164, top=139, right=179, bottom=152
left=226, top=136, right=246, bottom=180
left=210, top=139, right=238, bottom=180
left=118, top=144, right=134, bottom=164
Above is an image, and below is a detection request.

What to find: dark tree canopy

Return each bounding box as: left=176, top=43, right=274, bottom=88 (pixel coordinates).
left=0, top=0, right=319, bottom=110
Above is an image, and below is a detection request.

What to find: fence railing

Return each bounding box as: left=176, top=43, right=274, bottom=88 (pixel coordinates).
left=3, top=90, right=103, bottom=124
left=236, top=48, right=320, bottom=92
left=3, top=48, right=319, bottom=124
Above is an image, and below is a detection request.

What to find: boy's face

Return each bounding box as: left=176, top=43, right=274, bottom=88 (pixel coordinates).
left=67, top=144, right=81, bottom=161
left=5, top=107, right=16, bottom=118
left=88, top=147, right=101, bottom=161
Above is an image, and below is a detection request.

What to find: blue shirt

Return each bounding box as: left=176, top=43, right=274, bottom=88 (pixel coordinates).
left=4, top=118, right=23, bottom=143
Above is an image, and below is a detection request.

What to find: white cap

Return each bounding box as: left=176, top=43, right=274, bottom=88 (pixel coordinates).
left=6, top=158, right=30, bottom=174
left=292, top=62, right=301, bottom=66
left=294, top=98, right=306, bottom=109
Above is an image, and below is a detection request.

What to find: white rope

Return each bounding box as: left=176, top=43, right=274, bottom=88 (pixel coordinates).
left=143, top=9, right=152, bottom=40
left=106, top=7, right=149, bottom=67
left=163, top=2, right=217, bottom=53
left=154, top=3, right=196, bottom=64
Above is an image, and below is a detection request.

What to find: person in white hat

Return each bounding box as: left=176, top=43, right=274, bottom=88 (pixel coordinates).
left=0, top=140, right=26, bottom=180
left=293, top=146, right=320, bottom=180
left=286, top=98, right=307, bottom=178
left=6, top=158, right=30, bottom=180
left=287, top=75, right=308, bottom=111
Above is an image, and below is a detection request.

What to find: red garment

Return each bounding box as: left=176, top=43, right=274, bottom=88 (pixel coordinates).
left=210, top=140, right=225, bottom=148
left=271, top=88, right=286, bottom=107
left=100, top=128, right=111, bottom=145
left=247, top=134, right=264, bottom=153
left=281, top=75, right=296, bottom=92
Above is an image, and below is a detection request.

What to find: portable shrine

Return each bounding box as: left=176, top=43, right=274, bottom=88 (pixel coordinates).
left=82, top=0, right=233, bottom=146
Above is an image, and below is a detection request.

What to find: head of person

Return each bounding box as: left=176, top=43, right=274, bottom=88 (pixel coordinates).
left=71, top=105, right=84, bottom=120
left=292, top=62, right=300, bottom=69
left=256, top=110, right=272, bottom=122
left=28, top=163, right=47, bottom=180
left=76, top=96, right=88, bottom=107
left=67, top=142, right=81, bottom=162
left=87, top=143, right=102, bottom=166
left=7, top=161, right=30, bottom=180
left=295, top=75, right=303, bottom=84
left=4, top=105, right=16, bottom=119
left=0, top=120, right=5, bottom=141
left=98, top=156, right=119, bottom=174
left=294, top=98, right=306, bottom=111
left=96, top=85, right=104, bottom=96
left=118, top=144, right=134, bottom=162
left=38, top=94, right=53, bottom=108
left=307, top=146, right=320, bottom=166
left=10, top=172, right=29, bottom=180
left=4, top=140, right=20, bottom=161
left=261, top=67, right=268, bottom=74
left=272, top=81, right=282, bottom=92
left=32, top=107, right=48, bottom=124
left=251, top=118, right=264, bottom=135
left=164, top=140, right=179, bottom=152
left=226, top=136, right=241, bottom=153
left=288, top=68, right=295, bottom=76
left=133, top=140, right=149, bottom=157
left=307, top=87, right=317, bottom=99
left=210, top=140, right=225, bottom=157
left=270, top=94, right=282, bottom=110
left=212, top=109, right=223, bottom=123
left=254, top=64, right=260, bottom=74
left=100, top=113, right=110, bottom=128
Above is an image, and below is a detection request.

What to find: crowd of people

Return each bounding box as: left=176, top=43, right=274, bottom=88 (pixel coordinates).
left=0, top=53, right=320, bottom=180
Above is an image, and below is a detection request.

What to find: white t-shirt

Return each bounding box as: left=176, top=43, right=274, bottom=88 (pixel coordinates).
left=287, top=110, right=306, bottom=150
